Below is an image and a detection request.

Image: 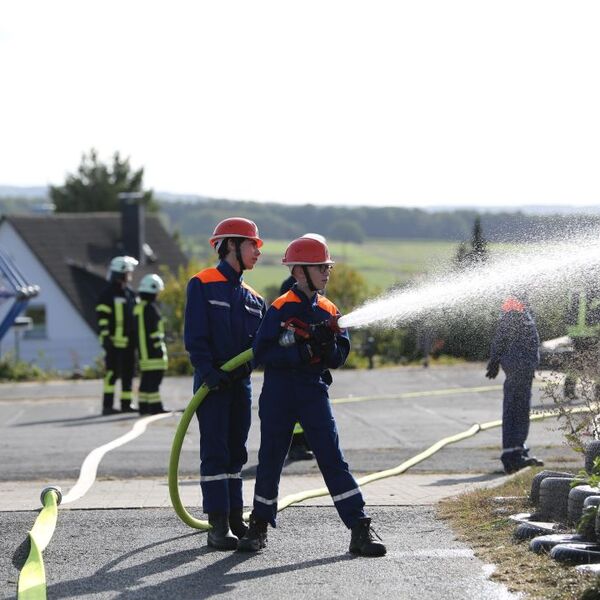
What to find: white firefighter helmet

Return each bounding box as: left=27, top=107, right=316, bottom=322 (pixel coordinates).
left=301, top=233, right=327, bottom=243
left=138, top=274, right=165, bottom=294
left=109, top=255, right=139, bottom=274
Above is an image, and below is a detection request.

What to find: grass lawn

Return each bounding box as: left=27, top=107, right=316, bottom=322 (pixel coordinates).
left=183, top=237, right=526, bottom=298
left=239, top=239, right=460, bottom=295
left=438, top=469, right=599, bottom=600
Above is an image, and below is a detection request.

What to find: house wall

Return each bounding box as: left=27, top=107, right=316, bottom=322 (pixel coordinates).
left=0, top=222, right=101, bottom=371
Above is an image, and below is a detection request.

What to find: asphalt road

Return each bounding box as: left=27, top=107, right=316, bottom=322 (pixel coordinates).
left=0, top=365, right=580, bottom=599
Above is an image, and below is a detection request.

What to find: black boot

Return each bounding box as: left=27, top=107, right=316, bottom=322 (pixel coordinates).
left=229, top=508, right=248, bottom=539
left=148, top=403, right=169, bottom=415
left=237, top=513, right=268, bottom=552
left=287, top=433, right=314, bottom=461
left=102, top=395, right=118, bottom=415
left=120, top=400, right=137, bottom=413
left=138, top=403, right=150, bottom=415
left=349, top=517, right=386, bottom=557
left=207, top=513, right=238, bottom=550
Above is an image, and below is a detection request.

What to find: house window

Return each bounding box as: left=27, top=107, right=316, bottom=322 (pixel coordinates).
left=23, top=304, right=47, bottom=339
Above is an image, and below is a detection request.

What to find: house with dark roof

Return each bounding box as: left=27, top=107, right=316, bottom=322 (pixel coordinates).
left=0, top=201, right=187, bottom=371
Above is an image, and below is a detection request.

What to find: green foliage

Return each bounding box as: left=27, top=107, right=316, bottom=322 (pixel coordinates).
left=371, top=327, right=416, bottom=365
left=0, top=354, right=49, bottom=381
left=542, top=349, right=600, bottom=453
left=51, top=148, right=157, bottom=213
left=454, top=216, right=489, bottom=269
left=326, top=263, right=370, bottom=315
left=574, top=456, right=600, bottom=489
left=329, top=220, right=365, bottom=243
left=159, top=259, right=211, bottom=376
left=160, top=199, right=600, bottom=243
left=576, top=504, right=597, bottom=535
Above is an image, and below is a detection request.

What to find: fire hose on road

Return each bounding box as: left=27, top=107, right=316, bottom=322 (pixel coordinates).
left=18, top=349, right=585, bottom=599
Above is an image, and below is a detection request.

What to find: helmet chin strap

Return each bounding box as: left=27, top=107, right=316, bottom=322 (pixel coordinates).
left=301, top=266, right=319, bottom=292
left=234, top=238, right=246, bottom=272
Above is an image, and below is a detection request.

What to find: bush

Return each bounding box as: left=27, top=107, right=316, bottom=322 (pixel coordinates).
left=0, top=354, right=49, bottom=381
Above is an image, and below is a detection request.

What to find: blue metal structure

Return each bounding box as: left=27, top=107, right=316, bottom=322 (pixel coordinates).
left=0, top=249, right=39, bottom=342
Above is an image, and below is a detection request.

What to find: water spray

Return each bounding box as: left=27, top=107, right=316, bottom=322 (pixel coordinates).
left=338, top=233, right=600, bottom=331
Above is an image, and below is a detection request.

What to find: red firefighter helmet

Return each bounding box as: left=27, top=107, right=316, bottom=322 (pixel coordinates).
left=209, top=217, right=263, bottom=248
left=281, top=236, right=335, bottom=266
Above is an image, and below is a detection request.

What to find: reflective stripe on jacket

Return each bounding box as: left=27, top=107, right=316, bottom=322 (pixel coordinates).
left=184, top=260, right=266, bottom=381
left=135, top=298, right=168, bottom=371
left=95, top=283, right=137, bottom=349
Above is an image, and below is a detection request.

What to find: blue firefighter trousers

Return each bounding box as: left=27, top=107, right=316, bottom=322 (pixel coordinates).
left=194, top=372, right=251, bottom=515
left=252, top=371, right=366, bottom=529
left=501, top=365, right=535, bottom=469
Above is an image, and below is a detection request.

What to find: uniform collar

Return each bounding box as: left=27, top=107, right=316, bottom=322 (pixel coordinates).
left=292, top=284, right=319, bottom=308
left=217, top=260, right=243, bottom=285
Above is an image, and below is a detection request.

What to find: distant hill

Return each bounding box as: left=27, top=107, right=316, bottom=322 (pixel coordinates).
left=159, top=199, right=600, bottom=243
left=3, top=185, right=600, bottom=243
left=0, top=186, right=48, bottom=198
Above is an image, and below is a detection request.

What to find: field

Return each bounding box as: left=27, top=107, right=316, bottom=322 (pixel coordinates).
left=227, top=239, right=458, bottom=296
left=183, top=237, right=524, bottom=297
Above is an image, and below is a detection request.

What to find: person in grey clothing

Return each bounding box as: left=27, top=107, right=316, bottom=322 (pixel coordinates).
left=486, top=294, right=544, bottom=474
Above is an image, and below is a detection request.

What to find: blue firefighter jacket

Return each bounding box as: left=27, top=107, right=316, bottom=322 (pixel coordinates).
left=253, top=285, right=350, bottom=378
left=489, top=298, right=540, bottom=371
left=184, top=260, right=265, bottom=382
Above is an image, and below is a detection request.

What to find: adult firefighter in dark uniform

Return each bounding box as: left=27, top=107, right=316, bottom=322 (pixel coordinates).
left=184, top=217, right=266, bottom=550
left=96, top=255, right=139, bottom=415
left=486, top=294, right=544, bottom=474
left=238, top=236, right=386, bottom=556
left=134, top=273, right=169, bottom=415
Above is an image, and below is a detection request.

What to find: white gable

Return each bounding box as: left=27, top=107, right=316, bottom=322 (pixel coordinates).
left=0, top=220, right=100, bottom=371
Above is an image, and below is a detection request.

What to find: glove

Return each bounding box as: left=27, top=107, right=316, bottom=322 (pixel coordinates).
left=485, top=362, right=500, bottom=379
left=227, top=362, right=252, bottom=382
left=299, top=341, right=321, bottom=364
left=312, top=323, right=335, bottom=345
left=204, top=368, right=232, bottom=390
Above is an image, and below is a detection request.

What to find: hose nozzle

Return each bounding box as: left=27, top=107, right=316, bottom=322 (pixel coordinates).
left=326, top=314, right=342, bottom=334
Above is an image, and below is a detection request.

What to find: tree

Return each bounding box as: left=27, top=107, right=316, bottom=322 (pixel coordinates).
left=329, top=220, right=365, bottom=243
left=51, top=148, right=156, bottom=212
left=159, top=259, right=210, bottom=375
left=326, top=263, right=369, bottom=315
left=471, top=216, right=488, bottom=263
left=453, top=216, right=488, bottom=269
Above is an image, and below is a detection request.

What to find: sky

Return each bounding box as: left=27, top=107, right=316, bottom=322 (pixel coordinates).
left=1, top=1, right=599, bottom=208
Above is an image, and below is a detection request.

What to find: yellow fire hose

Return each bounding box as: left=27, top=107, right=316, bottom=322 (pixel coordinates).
left=167, top=349, right=589, bottom=524
left=17, top=486, right=62, bottom=600
left=18, top=354, right=592, bottom=599
left=168, top=348, right=253, bottom=530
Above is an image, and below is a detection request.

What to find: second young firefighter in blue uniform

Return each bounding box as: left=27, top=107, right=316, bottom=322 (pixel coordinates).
left=238, top=236, right=386, bottom=556
left=486, top=294, right=544, bottom=474
left=134, top=274, right=169, bottom=415
left=184, top=217, right=266, bottom=550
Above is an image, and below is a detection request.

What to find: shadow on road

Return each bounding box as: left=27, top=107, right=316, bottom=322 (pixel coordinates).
left=44, top=529, right=353, bottom=600
left=426, top=473, right=504, bottom=486
left=13, top=414, right=140, bottom=427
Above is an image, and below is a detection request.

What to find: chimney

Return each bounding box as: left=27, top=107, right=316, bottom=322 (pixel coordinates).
left=119, top=192, right=146, bottom=266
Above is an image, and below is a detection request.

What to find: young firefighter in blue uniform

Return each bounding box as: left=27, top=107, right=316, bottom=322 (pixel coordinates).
left=486, top=294, right=544, bottom=474
left=134, top=274, right=169, bottom=415
left=280, top=234, right=328, bottom=462
left=238, top=236, right=386, bottom=556
left=96, top=255, right=139, bottom=415
left=184, top=217, right=265, bottom=550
